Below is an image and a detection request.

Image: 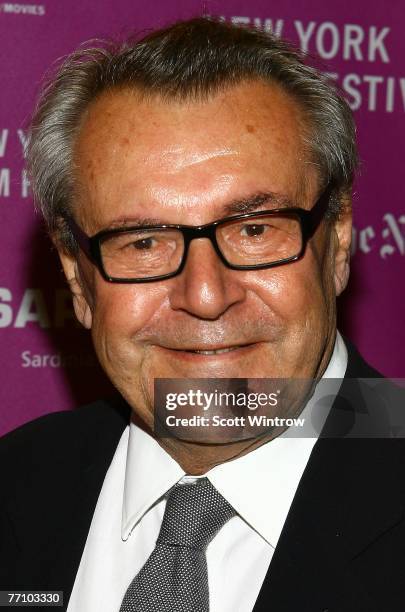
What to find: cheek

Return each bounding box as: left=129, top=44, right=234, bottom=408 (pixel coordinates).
left=246, top=252, right=332, bottom=377
left=89, top=282, right=166, bottom=363
left=251, top=257, right=327, bottom=324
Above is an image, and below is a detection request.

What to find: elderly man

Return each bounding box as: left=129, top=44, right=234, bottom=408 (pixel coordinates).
left=1, top=17, right=404, bottom=612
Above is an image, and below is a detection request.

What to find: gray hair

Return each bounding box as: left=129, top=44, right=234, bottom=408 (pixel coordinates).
left=27, top=17, right=358, bottom=253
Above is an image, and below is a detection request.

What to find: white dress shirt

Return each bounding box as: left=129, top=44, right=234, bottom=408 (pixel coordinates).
left=67, top=333, right=347, bottom=612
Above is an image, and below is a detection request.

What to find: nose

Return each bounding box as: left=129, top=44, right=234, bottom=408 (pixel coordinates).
left=168, top=238, right=246, bottom=320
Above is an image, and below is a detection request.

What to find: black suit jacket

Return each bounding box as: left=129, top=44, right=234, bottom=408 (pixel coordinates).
left=1, top=343, right=405, bottom=611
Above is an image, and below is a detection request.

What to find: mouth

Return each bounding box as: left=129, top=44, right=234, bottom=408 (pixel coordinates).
left=156, top=342, right=260, bottom=360
left=181, top=346, right=244, bottom=355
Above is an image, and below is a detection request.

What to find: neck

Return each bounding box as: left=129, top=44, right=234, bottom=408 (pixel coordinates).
left=157, top=432, right=279, bottom=475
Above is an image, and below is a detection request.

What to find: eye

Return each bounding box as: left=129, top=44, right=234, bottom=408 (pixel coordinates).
left=241, top=223, right=268, bottom=237
left=132, top=237, right=156, bottom=250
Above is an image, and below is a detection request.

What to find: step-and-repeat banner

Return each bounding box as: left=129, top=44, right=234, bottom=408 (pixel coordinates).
left=0, top=0, right=404, bottom=435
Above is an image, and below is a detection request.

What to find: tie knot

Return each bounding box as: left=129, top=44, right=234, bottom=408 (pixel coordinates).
left=157, top=478, right=236, bottom=550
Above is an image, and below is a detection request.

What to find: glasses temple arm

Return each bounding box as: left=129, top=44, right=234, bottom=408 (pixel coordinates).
left=65, top=216, right=93, bottom=260
left=306, top=185, right=336, bottom=237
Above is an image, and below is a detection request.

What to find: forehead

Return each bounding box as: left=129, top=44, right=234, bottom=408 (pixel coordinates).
left=73, top=80, right=317, bottom=229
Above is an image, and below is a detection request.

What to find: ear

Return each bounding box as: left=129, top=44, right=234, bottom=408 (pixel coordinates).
left=57, top=249, right=94, bottom=329
left=332, top=197, right=352, bottom=297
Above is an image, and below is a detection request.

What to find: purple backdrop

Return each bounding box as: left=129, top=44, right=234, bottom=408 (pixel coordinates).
left=1, top=0, right=404, bottom=435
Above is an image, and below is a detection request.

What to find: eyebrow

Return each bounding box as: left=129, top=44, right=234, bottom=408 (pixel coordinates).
left=104, top=192, right=295, bottom=230
left=222, top=192, right=295, bottom=215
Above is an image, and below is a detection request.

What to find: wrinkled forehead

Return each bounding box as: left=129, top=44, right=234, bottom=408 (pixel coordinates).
left=72, top=80, right=319, bottom=229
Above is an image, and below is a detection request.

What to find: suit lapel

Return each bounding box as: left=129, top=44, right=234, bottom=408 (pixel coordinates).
left=11, top=397, right=131, bottom=605
left=253, top=346, right=404, bottom=611
left=46, top=450, right=120, bottom=601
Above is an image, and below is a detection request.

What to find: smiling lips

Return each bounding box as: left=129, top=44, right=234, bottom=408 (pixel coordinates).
left=188, top=347, right=241, bottom=355
left=168, top=343, right=256, bottom=355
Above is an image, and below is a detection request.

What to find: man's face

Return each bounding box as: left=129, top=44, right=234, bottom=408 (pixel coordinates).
left=61, top=80, right=351, bottom=432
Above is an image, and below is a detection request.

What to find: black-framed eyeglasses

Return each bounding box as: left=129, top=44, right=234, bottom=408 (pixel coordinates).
left=66, top=189, right=331, bottom=283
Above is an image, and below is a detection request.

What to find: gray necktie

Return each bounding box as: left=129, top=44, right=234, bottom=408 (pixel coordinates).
left=119, top=477, right=236, bottom=612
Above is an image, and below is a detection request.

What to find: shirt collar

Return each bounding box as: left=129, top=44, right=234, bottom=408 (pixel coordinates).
left=122, top=332, right=347, bottom=545
left=121, top=423, right=185, bottom=540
